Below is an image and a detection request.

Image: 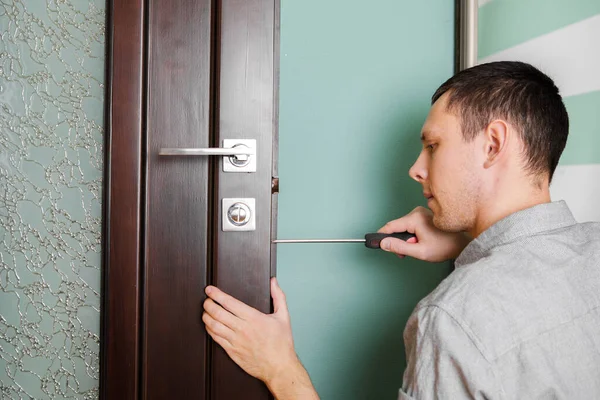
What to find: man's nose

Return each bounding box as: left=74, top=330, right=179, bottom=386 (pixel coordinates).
left=409, top=153, right=427, bottom=183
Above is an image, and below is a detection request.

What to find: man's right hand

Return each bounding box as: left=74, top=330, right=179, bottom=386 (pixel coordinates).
left=378, top=206, right=472, bottom=262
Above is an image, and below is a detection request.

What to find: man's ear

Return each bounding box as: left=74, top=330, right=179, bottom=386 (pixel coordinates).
left=483, top=120, right=509, bottom=169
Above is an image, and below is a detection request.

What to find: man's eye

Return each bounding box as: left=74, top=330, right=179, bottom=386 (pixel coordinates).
left=427, top=144, right=436, bottom=151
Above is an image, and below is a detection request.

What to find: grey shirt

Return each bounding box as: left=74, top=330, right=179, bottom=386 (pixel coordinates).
left=398, top=201, right=600, bottom=399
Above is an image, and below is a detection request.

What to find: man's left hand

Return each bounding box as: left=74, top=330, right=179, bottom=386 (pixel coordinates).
left=202, top=277, right=298, bottom=385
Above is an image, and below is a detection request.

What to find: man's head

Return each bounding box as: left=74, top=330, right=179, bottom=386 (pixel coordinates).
left=410, top=61, right=569, bottom=235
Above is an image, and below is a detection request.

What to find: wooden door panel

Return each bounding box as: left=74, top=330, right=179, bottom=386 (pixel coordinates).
left=104, top=0, right=278, bottom=398
left=144, top=0, right=213, bottom=398
left=211, top=0, right=276, bottom=398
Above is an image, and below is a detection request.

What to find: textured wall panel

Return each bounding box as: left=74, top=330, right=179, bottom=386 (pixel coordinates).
left=0, top=1, right=105, bottom=398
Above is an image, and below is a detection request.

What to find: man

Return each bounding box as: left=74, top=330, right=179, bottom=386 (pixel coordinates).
left=202, top=61, right=600, bottom=399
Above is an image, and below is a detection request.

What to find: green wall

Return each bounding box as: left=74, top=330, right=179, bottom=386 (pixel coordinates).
left=478, top=1, right=600, bottom=167
left=479, top=0, right=600, bottom=59
left=561, top=91, right=600, bottom=165
left=276, top=1, right=454, bottom=398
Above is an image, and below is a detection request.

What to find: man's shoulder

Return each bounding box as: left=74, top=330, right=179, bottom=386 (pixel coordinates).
left=408, top=256, right=507, bottom=355
left=414, top=224, right=600, bottom=360
left=416, top=253, right=508, bottom=313
left=420, top=219, right=600, bottom=310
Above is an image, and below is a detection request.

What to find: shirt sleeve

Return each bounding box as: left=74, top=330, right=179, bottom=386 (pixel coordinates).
left=398, top=305, right=499, bottom=400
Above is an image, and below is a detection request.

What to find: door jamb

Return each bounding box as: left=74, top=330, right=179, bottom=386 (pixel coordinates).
left=100, top=0, right=146, bottom=398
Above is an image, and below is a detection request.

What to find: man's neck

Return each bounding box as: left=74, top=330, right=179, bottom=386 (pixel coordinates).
left=469, top=182, right=551, bottom=238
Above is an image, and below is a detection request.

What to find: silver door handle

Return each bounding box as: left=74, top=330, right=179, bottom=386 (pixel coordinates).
left=159, top=147, right=254, bottom=156
left=159, top=139, right=257, bottom=172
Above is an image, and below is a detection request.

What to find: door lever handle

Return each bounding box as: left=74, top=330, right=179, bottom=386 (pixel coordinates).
left=159, top=147, right=254, bottom=156
left=159, top=139, right=257, bottom=172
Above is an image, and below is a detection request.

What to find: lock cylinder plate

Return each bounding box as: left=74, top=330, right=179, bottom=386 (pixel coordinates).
left=222, top=198, right=256, bottom=231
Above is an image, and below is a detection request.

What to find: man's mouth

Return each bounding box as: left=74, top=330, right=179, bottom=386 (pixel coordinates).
left=424, top=192, right=433, bottom=200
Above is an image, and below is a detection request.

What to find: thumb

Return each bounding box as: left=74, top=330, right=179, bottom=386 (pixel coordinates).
left=271, top=277, right=289, bottom=315
left=380, top=237, right=421, bottom=259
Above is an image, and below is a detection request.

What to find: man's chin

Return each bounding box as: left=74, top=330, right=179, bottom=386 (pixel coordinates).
left=432, top=218, right=448, bottom=231
left=433, top=213, right=464, bottom=233
left=431, top=213, right=445, bottom=230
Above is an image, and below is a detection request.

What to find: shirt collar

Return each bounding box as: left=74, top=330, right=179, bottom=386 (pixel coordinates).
left=455, top=201, right=577, bottom=267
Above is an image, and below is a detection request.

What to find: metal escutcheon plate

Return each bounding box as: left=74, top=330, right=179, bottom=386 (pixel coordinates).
left=223, top=139, right=256, bottom=172
left=222, top=198, right=256, bottom=231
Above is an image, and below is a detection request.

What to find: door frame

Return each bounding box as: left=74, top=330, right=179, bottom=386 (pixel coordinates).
left=456, top=0, right=478, bottom=71
left=100, top=0, right=280, bottom=398
left=100, top=0, right=145, bottom=398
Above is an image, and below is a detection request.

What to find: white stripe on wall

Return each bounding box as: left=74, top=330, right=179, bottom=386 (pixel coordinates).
left=479, top=14, right=600, bottom=98
left=551, top=164, right=600, bottom=222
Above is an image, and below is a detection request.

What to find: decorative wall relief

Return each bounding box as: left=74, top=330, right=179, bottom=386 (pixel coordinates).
left=0, top=1, right=105, bottom=398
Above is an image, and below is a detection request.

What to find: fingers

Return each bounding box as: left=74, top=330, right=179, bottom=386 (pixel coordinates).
left=378, top=210, right=420, bottom=235
left=378, top=206, right=431, bottom=235
left=270, top=277, right=288, bottom=316
left=202, top=311, right=235, bottom=342
left=378, top=217, right=411, bottom=234
left=205, top=286, right=257, bottom=320
left=407, top=236, right=418, bottom=244
left=380, top=236, right=424, bottom=259
left=394, top=236, right=418, bottom=258
left=205, top=323, right=234, bottom=353
left=203, top=298, right=241, bottom=330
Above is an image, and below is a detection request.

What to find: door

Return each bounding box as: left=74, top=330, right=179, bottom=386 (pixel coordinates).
left=102, top=0, right=278, bottom=398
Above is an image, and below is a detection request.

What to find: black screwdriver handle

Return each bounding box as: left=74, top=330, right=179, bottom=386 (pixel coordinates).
left=364, top=232, right=416, bottom=249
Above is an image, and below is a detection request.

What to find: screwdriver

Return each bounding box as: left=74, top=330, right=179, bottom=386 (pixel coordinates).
left=272, top=232, right=415, bottom=249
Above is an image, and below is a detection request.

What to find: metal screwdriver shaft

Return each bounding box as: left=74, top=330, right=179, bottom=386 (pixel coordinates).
left=272, top=239, right=365, bottom=244
left=272, top=232, right=415, bottom=249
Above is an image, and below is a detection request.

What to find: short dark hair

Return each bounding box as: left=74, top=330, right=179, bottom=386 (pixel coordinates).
left=432, top=61, right=569, bottom=183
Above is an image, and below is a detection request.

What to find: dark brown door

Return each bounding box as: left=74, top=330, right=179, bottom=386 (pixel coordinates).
left=144, top=0, right=213, bottom=397
left=102, top=0, right=278, bottom=398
